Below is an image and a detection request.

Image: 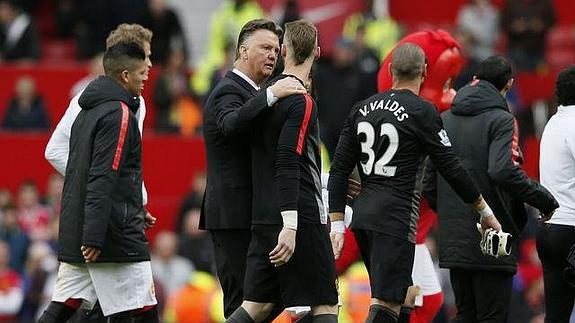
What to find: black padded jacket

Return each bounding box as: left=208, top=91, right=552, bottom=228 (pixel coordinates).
left=59, top=76, right=149, bottom=263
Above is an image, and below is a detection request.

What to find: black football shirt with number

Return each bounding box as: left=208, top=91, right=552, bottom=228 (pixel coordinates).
left=328, top=89, right=479, bottom=242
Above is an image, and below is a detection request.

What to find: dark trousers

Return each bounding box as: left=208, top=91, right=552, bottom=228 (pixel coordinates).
left=211, top=229, right=252, bottom=318
left=449, top=268, right=513, bottom=323
left=536, top=222, right=575, bottom=323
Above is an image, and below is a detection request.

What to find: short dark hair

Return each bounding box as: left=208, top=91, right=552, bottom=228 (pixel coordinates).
left=284, top=20, right=317, bottom=65
left=556, top=65, right=575, bottom=106
left=391, top=43, right=426, bottom=80
left=475, top=55, right=513, bottom=91
left=236, top=19, right=283, bottom=60
left=103, top=42, right=146, bottom=77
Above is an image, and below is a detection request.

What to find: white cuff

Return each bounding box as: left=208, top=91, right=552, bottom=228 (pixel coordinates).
left=321, top=172, right=329, bottom=189
left=281, top=210, right=298, bottom=230
left=330, top=220, right=345, bottom=234
left=266, top=87, right=279, bottom=107
left=142, top=182, right=148, bottom=206
left=478, top=203, right=494, bottom=220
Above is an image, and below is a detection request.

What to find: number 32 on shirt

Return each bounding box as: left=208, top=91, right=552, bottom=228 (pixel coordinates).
left=358, top=121, right=398, bottom=177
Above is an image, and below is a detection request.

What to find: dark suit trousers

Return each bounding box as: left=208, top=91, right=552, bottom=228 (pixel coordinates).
left=450, top=268, right=513, bottom=323
left=536, top=222, right=575, bottom=323
left=211, top=229, right=251, bottom=318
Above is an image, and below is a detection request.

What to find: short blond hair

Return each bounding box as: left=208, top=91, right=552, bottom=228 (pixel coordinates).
left=106, top=24, right=153, bottom=50
left=284, top=20, right=317, bottom=65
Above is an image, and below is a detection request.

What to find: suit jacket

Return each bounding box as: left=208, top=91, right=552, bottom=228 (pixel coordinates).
left=200, top=71, right=270, bottom=229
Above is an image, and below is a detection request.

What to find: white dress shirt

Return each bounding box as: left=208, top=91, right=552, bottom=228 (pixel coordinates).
left=540, top=105, right=575, bottom=226
left=232, top=68, right=278, bottom=106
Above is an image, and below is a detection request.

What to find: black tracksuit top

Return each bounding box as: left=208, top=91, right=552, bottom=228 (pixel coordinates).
left=424, top=80, right=557, bottom=272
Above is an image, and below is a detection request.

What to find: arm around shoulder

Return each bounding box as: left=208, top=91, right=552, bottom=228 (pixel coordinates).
left=213, top=86, right=269, bottom=136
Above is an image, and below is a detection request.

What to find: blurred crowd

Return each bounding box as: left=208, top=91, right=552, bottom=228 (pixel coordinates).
left=0, top=0, right=566, bottom=138
left=0, top=171, right=220, bottom=322
left=0, top=0, right=572, bottom=322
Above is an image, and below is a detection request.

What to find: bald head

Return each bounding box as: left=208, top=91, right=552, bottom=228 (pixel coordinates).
left=391, top=43, right=426, bottom=81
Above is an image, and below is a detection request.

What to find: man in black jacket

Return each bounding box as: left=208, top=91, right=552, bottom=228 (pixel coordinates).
left=424, top=55, right=558, bottom=322
left=201, top=18, right=306, bottom=318
left=38, top=43, right=158, bottom=323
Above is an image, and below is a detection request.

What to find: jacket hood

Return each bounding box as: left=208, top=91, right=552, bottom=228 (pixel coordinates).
left=78, top=76, right=139, bottom=112
left=451, top=80, right=508, bottom=116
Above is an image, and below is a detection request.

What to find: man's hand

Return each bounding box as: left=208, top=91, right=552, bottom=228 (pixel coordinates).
left=473, top=196, right=502, bottom=232
left=269, top=227, right=297, bottom=267
left=479, top=214, right=502, bottom=233
left=81, top=246, right=101, bottom=263
left=269, top=77, right=307, bottom=100
left=329, top=213, right=345, bottom=260
left=330, top=231, right=345, bottom=260
left=144, top=211, right=157, bottom=229
left=347, top=178, right=361, bottom=202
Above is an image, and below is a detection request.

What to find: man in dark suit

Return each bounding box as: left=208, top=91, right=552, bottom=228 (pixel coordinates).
left=200, top=18, right=306, bottom=318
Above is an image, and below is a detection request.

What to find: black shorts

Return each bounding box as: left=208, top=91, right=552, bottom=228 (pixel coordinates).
left=353, top=229, right=415, bottom=303
left=243, top=224, right=338, bottom=307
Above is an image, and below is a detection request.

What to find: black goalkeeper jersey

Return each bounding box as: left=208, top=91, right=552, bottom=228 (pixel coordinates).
left=328, top=89, right=480, bottom=242
left=250, top=74, right=325, bottom=225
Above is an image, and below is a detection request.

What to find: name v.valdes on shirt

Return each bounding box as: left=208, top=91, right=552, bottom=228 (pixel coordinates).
left=359, top=98, right=409, bottom=122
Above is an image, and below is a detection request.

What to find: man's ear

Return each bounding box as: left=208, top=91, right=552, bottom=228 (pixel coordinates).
left=314, top=46, right=321, bottom=60
left=120, top=70, right=129, bottom=84
left=239, top=44, right=248, bottom=60
left=281, top=43, right=287, bottom=58
left=422, top=63, right=428, bottom=77
left=505, top=78, right=514, bottom=91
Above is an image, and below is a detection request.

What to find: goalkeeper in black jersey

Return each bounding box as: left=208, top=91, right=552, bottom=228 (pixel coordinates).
left=328, top=43, right=502, bottom=323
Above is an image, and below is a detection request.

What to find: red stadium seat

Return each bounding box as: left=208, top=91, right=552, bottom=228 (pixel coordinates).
left=41, top=40, right=77, bottom=63
left=547, top=25, right=575, bottom=49
left=545, top=25, right=575, bottom=70
left=546, top=49, right=575, bottom=70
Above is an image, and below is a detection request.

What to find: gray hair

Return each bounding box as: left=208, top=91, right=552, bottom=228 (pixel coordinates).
left=391, top=43, right=426, bottom=80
